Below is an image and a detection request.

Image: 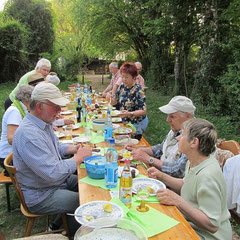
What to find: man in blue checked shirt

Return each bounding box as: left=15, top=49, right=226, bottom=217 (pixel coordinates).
left=126, top=96, right=196, bottom=178
left=13, top=82, right=91, bottom=237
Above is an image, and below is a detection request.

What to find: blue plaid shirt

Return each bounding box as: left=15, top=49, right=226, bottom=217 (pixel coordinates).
left=151, top=130, right=188, bottom=178
left=13, top=113, right=76, bottom=207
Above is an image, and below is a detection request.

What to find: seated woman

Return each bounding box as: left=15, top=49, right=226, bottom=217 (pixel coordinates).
left=148, top=118, right=232, bottom=239
left=0, top=85, right=34, bottom=173
left=111, top=62, right=148, bottom=135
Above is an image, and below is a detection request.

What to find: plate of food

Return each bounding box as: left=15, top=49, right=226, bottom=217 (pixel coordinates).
left=118, top=166, right=139, bottom=178
left=74, top=201, right=124, bottom=226
left=73, top=136, right=91, bottom=143
left=112, top=118, right=122, bottom=123
left=54, top=131, right=65, bottom=138
left=63, top=124, right=80, bottom=130
left=132, top=178, right=166, bottom=196
left=113, top=127, right=132, bottom=135
left=113, top=124, right=120, bottom=130
left=60, top=110, right=73, bottom=115
left=111, top=110, right=121, bottom=117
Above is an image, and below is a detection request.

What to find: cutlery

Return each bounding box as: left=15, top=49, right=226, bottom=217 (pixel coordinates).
left=67, top=213, right=98, bottom=218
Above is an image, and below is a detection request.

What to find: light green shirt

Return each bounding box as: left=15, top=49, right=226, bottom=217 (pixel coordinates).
left=9, top=70, right=36, bottom=102
left=181, top=156, right=232, bottom=240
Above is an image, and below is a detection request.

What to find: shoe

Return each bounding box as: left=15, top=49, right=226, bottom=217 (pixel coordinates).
left=48, top=223, right=60, bottom=232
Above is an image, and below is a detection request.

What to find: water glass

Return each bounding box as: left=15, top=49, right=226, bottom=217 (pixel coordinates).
left=65, top=125, right=73, bottom=140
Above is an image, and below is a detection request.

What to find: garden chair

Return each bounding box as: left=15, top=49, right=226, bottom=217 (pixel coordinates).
left=0, top=169, right=12, bottom=212
left=4, top=152, right=69, bottom=237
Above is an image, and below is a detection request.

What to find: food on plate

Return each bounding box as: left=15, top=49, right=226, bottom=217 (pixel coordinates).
left=146, top=185, right=155, bottom=194
left=103, top=203, right=113, bottom=213
left=86, top=215, right=93, bottom=221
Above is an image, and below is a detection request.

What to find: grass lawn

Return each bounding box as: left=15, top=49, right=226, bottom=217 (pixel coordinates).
left=0, top=75, right=239, bottom=239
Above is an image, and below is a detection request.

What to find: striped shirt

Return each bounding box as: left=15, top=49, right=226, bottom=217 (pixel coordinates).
left=13, top=113, right=76, bottom=207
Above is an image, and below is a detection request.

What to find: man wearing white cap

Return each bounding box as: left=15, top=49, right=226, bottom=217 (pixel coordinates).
left=12, top=82, right=91, bottom=236
left=126, top=96, right=196, bottom=178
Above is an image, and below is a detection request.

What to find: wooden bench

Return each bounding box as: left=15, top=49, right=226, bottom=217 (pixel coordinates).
left=0, top=170, right=12, bottom=212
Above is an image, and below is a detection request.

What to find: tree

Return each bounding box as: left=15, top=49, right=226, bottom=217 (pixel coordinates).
left=5, top=0, right=55, bottom=63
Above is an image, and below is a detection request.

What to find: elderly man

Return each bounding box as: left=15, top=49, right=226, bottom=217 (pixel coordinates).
left=126, top=96, right=195, bottom=178
left=12, top=82, right=91, bottom=236
left=102, top=62, right=121, bottom=98
left=135, top=62, right=145, bottom=88
left=4, top=58, right=52, bottom=110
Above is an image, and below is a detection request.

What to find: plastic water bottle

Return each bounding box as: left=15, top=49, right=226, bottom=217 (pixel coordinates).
left=84, top=82, right=88, bottom=94
left=119, top=158, right=132, bottom=208
left=104, top=111, right=112, bottom=142
left=105, top=138, right=118, bottom=188
left=87, top=93, right=92, bottom=106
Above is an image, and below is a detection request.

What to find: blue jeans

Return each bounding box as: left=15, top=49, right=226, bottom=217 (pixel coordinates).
left=28, top=174, right=80, bottom=236
left=133, top=116, right=148, bottom=134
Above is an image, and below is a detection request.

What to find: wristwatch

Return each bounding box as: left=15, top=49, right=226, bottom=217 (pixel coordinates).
left=130, top=112, right=134, bottom=117
left=149, top=158, right=154, bottom=166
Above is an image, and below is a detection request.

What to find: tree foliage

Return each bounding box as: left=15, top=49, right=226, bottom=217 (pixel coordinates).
left=5, top=0, right=55, bottom=63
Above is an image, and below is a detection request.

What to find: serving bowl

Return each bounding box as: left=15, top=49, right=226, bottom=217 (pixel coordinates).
left=74, top=218, right=147, bottom=240
left=92, top=118, right=106, bottom=131
left=84, top=156, right=106, bottom=179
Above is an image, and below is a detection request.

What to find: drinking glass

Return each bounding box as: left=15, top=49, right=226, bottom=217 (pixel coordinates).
left=65, top=125, right=73, bottom=140
left=136, top=186, right=150, bottom=212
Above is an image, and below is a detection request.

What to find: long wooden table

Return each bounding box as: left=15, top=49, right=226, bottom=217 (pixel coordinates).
left=60, top=98, right=200, bottom=240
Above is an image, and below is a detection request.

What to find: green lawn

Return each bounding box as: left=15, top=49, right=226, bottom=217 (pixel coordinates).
left=0, top=76, right=239, bottom=239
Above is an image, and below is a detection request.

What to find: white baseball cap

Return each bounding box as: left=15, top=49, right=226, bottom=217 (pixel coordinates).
left=31, top=82, right=69, bottom=106
left=159, top=96, right=196, bottom=114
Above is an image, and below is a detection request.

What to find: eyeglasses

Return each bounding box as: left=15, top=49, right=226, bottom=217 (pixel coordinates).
left=42, top=102, right=61, bottom=111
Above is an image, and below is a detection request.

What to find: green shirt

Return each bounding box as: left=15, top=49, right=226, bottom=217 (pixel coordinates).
left=9, top=70, right=36, bottom=102
left=181, top=156, right=232, bottom=239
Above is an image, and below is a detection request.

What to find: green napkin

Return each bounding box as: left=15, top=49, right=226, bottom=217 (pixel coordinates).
left=78, top=132, right=104, bottom=144
left=133, top=194, right=159, bottom=203
left=111, top=197, right=179, bottom=237
left=131, top=160, right=140, bottom=164
left=126, top=123, right=136, bottom=132
left=135, top=174, right=147, bottom=178
left=80, top=176, right=119, bottom=190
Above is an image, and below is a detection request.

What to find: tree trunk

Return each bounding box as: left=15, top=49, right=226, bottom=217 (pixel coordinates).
left=183, top=44, right=189, bottom=96
left=174, top=41, right=181, bottom=94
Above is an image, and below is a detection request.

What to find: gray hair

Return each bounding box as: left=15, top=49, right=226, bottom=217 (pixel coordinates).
left=35, top=58, right=51, bottom=70
left=15, top=85, right=34, bottom=102
left=182, top=118, right=217, bottom=156
left=135, top=62, right=142, bottom=68
left=46, top=75, right=60, bottom=86
left=29, top=99, right=39, bottom=110
left=109, top=62, right=118, bottom=69
left=179, top=111, right=195, bottom=118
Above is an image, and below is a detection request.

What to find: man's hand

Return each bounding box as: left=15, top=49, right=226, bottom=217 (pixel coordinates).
left=131, top=148, right=149, bottom=164
left=73, top=146, right=92, bottom=164
left=147, top=167, right=162, bottom=180
left=125, top=143, right=137, bottom=151
left=102, top=92, right=107, bottom=98
left=156, top=188, right=181, bottom=206
left=64, top=119, right=75, bottom=125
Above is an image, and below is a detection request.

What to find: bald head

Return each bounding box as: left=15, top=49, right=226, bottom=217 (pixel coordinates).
left=135, top=62, right=142, bottom=74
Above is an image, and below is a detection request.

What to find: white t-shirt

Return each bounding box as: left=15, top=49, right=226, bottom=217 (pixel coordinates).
left=0, top=105, right=24, bottom=158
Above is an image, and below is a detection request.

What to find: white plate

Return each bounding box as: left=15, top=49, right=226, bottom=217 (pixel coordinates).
left=112, top=124, right=120, bottom=130
left=54, top=131, right=65, bottom=138
left=132, top=178, right=166, bottom=196
left=73, top=136, right=91, bottom=143
left=113, top=127, right=132, bottom=135
left=112, top=118, right=122, bottom=123
left=60, top=110, right=73, bottom=115
left=63, top=124, right=80, bottom=130
left=63, top=92, right=72, bottom=96
left=111, top=110, right=121, bottom=117
left=61, top=140, right=73, bottom=144
left=74, top=201, right=124, bottom=226
left=118, top=166, right=139, bottom=178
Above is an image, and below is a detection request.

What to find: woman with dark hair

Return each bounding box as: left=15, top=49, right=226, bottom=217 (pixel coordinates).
left=111, top=62, right=148, bottom=136
left=0, top=85, right=34, bottom=173
left=148, top=118, right=232, bottom=239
